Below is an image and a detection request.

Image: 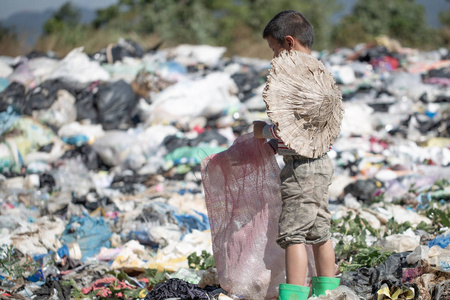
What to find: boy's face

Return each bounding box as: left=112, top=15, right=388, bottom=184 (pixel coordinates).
left=266, top=36, right=289, bottom=58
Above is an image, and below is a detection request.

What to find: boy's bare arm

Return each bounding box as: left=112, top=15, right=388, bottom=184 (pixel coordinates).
left=252, top=121, right=267, bottom=139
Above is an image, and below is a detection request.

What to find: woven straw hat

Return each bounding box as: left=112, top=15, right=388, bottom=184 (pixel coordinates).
left=262, top=50, right=344, bottom=158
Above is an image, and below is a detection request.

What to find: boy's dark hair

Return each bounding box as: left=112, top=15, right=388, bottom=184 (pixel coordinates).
left=263, top=10, right=314, bottom=49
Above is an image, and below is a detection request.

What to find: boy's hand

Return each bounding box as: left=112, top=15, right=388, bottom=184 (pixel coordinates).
left=252, top=121, right=267, bottom=139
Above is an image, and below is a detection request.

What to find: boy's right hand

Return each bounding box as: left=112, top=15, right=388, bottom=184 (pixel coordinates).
left=252, top=121, right=267, bottom=139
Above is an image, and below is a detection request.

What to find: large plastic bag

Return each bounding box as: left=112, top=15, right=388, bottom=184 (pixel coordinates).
left=58, top=122, right=105, bottom=144
left=8, top=62, right=37, bottom=89
left=146, top=72, right=239, bottom=124
left=201, top=133, right=316, bottom=300
left=0, top=82, right=26, bottom=112
left=340, top=102, right=373, bottom=137
left=47, top=47, right=110, bottom=83
left=376, top=228, right=421, bottom=252
left=28, top=57, right=59, bottom=84
left=92, top=125, right=179, bottom=171
left=60, top=212, right=112, bottom=261
left=169, top=44, right=226, bottom=68
left=428, top=246, right=450, bottom=273
left=95, top=79, right=138, bottom=130
left=31, top=89, right=77, bottom=128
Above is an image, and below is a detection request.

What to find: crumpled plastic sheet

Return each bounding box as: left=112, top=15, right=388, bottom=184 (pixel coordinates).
left=0, top=106, right=21, bottom=135
left=60, top=212, right=112, bottom=261
left=341, top=252, right=417, bottom=299
left=201, top=133, right=316, bottom=300
left=174, top=210, right=210, bottom=236
left=46, top=47, right=110, bottom=83
left=429, top=234, right=450, bottom=249
left=34, top=280, right=72, bottom=300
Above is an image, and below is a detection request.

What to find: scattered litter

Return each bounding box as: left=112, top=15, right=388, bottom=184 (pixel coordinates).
left=1, top=37, right=450, bottom=299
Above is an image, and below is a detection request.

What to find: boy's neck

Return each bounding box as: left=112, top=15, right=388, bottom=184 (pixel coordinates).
left=292, top=40, right=311, bottom=55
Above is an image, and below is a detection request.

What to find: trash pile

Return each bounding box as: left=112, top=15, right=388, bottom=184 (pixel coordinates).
left=0, top=36, right=449, bottom=299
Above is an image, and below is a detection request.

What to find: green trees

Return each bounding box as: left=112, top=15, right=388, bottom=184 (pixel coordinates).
left=0, top=24, right=15, bottom=41
left=90, top=1, right=335, bottom=42
left=438, top=10, right=450, bottom=48
left=39, top=2, right=92, bottom=52
left=43, top=2, right=81, bottom=35
left=32, top=0, right=448, bottom=57
left=332, top=15, right=370, bottom=48
left=92, top=5, right=120, bottom=29
left=137, top=0, right=221, bottom=44
left=87, top=0, right=340, bottom=54
left=332, top=0, right=436, bottom=48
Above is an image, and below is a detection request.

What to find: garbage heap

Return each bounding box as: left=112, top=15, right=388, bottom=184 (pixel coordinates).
left=0, top=37, right=449, bottom=299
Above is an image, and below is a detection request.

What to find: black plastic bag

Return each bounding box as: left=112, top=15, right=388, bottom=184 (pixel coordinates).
left=343, top=179, right=383, bottom=202
left=61, top=144, right=99, bottom=170
left=24, top=80, right=73, bottom=115
left=74, top=90, right=98, bottom=122
left=341, top=252, right=416, bottom=299
left=95, top=80, right=138, bottom=130
left=0, top=82, right=26, bottom=112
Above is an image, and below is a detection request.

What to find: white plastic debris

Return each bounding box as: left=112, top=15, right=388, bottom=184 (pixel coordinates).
left=170, top=44, right=227, bottom=68
left=47, top=47, right=110, bottom=83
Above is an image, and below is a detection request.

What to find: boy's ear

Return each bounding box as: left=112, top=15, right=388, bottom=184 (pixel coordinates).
left=285, top=36, right=295, bottom=50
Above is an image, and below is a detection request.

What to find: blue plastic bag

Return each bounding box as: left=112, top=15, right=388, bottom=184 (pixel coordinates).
left=60, top=213, right=112, bottom=261
left=429, top=234, right=450, bottom=249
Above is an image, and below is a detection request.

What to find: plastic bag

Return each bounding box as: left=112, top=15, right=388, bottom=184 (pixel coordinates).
left=8, top=62, right=36, bottom=89
left=343, top=251, right=419, bottom=298
left=201, top=133, right=316, bottom=300
left=95, top=79, right=138, bottom=130
left=24, top=79, right=76, bottom=115
left=428, top=234, right=450, bottom=249
left=170, top=44, right=226, bottom=68
left=47, top=47, right=110, bottom=83
left=377, top=228, right=421, bottom=252
left=60, top=212, right=112, bottom=261
left=32, top=89, right=77, bottom=128
left=428, top=245, right=450, bottom=273
left=0, top=82, right=26, bottom=112
left=91, top=130, right=146, bottom=170
left=341, top=102, right=374, bottom=137
left=147, top=72, right=239, bottom=124
left=58, top=122, right=105, bottom=144
left=27, top=57, right=59, bottom=84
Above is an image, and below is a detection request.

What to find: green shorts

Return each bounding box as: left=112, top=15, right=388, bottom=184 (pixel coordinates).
left=276, top=154, right=333, bottom=249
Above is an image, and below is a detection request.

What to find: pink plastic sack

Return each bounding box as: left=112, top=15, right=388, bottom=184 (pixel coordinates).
left=201, top=133, right=316, bottom=299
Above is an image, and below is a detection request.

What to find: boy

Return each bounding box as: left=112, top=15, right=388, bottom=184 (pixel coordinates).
left=253, top=10, right=340, bottom=298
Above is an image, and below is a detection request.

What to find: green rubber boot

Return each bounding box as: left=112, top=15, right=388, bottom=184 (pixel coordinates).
left=311, top=276, right=340, bottom=296
left=279, top=283, right=310, bottom=300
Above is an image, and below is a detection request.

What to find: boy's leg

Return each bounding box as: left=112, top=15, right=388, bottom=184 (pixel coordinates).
left=285, top=243, right=308, bottom=286
left=312, top=239, right=335, bottom=277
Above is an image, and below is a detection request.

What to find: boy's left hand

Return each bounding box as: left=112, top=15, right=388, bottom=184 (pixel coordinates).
left=252, top=121, right=267, bottom=139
